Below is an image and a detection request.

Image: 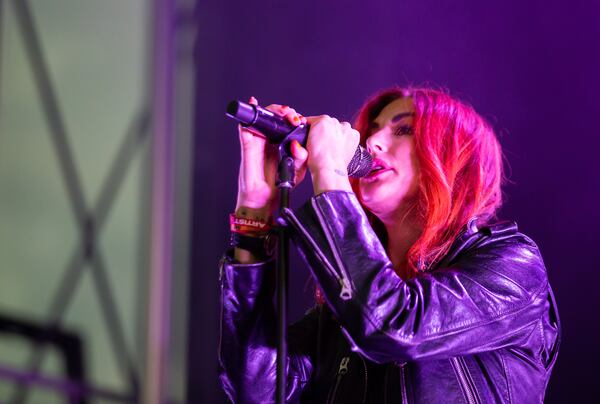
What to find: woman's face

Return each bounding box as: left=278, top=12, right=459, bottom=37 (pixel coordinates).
left=358, top=97, right=420, bottom=222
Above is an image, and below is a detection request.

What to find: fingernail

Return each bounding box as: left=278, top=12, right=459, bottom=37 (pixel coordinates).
left=293, top=116, right=300, bottom=123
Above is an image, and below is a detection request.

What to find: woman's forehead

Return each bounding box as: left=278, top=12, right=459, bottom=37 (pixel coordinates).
left=371, top=97, right=415, bottom=128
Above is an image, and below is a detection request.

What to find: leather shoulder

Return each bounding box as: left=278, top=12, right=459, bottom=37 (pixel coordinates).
left=479, top=220, right=519, bottom=237
left=437, top=220, right=542, bottom=273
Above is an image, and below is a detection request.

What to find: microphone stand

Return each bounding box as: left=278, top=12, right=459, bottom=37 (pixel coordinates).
left=225, top=100, right=370, bottom=402
left=274, top=124, right=306, bottom=404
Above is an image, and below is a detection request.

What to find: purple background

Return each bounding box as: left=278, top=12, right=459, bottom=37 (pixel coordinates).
left=189, top=1, right=600, bottom=402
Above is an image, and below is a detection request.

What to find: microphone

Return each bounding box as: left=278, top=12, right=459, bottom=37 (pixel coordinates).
left=226, top=100, right=373, bottom=178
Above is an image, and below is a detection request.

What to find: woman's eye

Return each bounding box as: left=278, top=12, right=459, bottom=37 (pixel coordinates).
left=394, top=125, right=413, bottom=136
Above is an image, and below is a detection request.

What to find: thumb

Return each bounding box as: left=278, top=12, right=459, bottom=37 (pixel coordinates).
left=291, top=140, right=308, bottom=168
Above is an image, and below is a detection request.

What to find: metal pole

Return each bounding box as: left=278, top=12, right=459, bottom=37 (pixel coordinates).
left=275, top=151, right=295, bottom=403
left=145, top=0, right=175, bottom=402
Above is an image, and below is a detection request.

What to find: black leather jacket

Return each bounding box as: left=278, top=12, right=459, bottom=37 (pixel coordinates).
left=219, top=191, right=561, bottom=403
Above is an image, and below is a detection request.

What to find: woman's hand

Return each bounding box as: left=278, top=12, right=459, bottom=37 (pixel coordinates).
left=304, top=115, right=360, bottom=195
left=235, top=97, right=308, bottom=220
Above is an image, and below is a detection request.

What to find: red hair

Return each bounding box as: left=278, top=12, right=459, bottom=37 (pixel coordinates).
left=352, top=87, right=504, bottom=278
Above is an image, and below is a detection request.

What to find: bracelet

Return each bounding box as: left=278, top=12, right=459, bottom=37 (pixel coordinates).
left=229, top=232, right=277, bottom=260
left=230, top=213, right=272, bottom=234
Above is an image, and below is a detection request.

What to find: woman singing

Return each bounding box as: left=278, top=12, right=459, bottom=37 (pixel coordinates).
left=219, top=87, right=560, bottom=403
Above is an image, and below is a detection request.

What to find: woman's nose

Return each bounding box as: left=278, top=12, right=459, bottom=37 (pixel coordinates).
left=366, top=130, right=385, bottom=154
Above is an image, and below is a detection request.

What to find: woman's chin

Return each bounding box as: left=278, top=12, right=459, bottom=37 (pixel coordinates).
left=359, top=182, right=388, bottom=202
left=359, top=183, right=417, bottom=220
left=359, top=187, right=390, bottom=213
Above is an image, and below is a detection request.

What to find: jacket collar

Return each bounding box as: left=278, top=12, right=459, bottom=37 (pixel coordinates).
left=421, top=216, right=482, bottom=271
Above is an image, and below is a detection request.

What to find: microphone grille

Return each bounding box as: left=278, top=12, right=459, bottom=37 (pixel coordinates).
left=347, top=146, right=373, bottom=178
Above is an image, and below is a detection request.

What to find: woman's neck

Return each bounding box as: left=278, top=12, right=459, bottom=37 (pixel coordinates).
left=381, top=208, right=423, bottom=278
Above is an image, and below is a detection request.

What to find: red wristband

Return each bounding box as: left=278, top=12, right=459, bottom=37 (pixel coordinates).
left=229, top=213, right=272, bottom=234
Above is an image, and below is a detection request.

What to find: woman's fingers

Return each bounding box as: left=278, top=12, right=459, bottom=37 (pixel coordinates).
left=305, top=115, right=333, bottom=125
left=284, top=109, right=302, bottom=126
left=265, top=104, right=305, bottom=126
left=241, top=97, right=307, bottom=151
left=291, top=140, right=308, bottom=184
left=305, top=115, right=355, bottom=135
left=291, top=140, right=308, bottom=164
left=249, top=99, right=305, bottom=125
left=301, top=115, right=359, bottom=177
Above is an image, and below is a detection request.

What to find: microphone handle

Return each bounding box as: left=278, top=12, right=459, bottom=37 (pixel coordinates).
left=226, top=100, right=372, bottom=178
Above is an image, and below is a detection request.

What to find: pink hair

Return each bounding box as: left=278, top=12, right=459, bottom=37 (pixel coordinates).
left=351, top=87, right=504, bottom=278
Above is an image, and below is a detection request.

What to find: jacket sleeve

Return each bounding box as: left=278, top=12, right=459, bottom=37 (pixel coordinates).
left=218, top=253, right=317, bottom=403
left=281, top=191, right=550, bottom=364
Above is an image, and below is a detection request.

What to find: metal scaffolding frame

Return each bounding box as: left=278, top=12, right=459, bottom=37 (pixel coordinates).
left=0, top=0, right=183, bottom=402
left=0, top=0, right=196, bottom=400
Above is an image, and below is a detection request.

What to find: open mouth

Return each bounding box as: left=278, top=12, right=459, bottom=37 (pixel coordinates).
left=365, top=158, right=391, bottom=178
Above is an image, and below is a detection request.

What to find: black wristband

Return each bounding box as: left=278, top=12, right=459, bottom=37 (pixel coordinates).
left=229, top=232, right=277, bottom=260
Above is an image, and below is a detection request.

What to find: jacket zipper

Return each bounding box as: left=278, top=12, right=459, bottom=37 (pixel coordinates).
left=450, top=357, right=481, bottom=404
left=327, top=356, right=350, bottom=404
left=218, top=255, right=226, bottom=282
left=282, top=207, right=352, bottom=300
left=359, top=355, right=368, bottom=404
left=217, top=258, right=228, bottom=376
left=383, top=364, right=389, bottom=403
left=399, top=362, right=408, bottom=404
left=383, top=362, right=408, bottom=404
left=310, top=199, right=354, bottom=299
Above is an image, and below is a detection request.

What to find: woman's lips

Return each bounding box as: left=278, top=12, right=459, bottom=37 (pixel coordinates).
left=363, top=158, right=392, bottom=180
left=364, top=167, right=392, bottom=179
